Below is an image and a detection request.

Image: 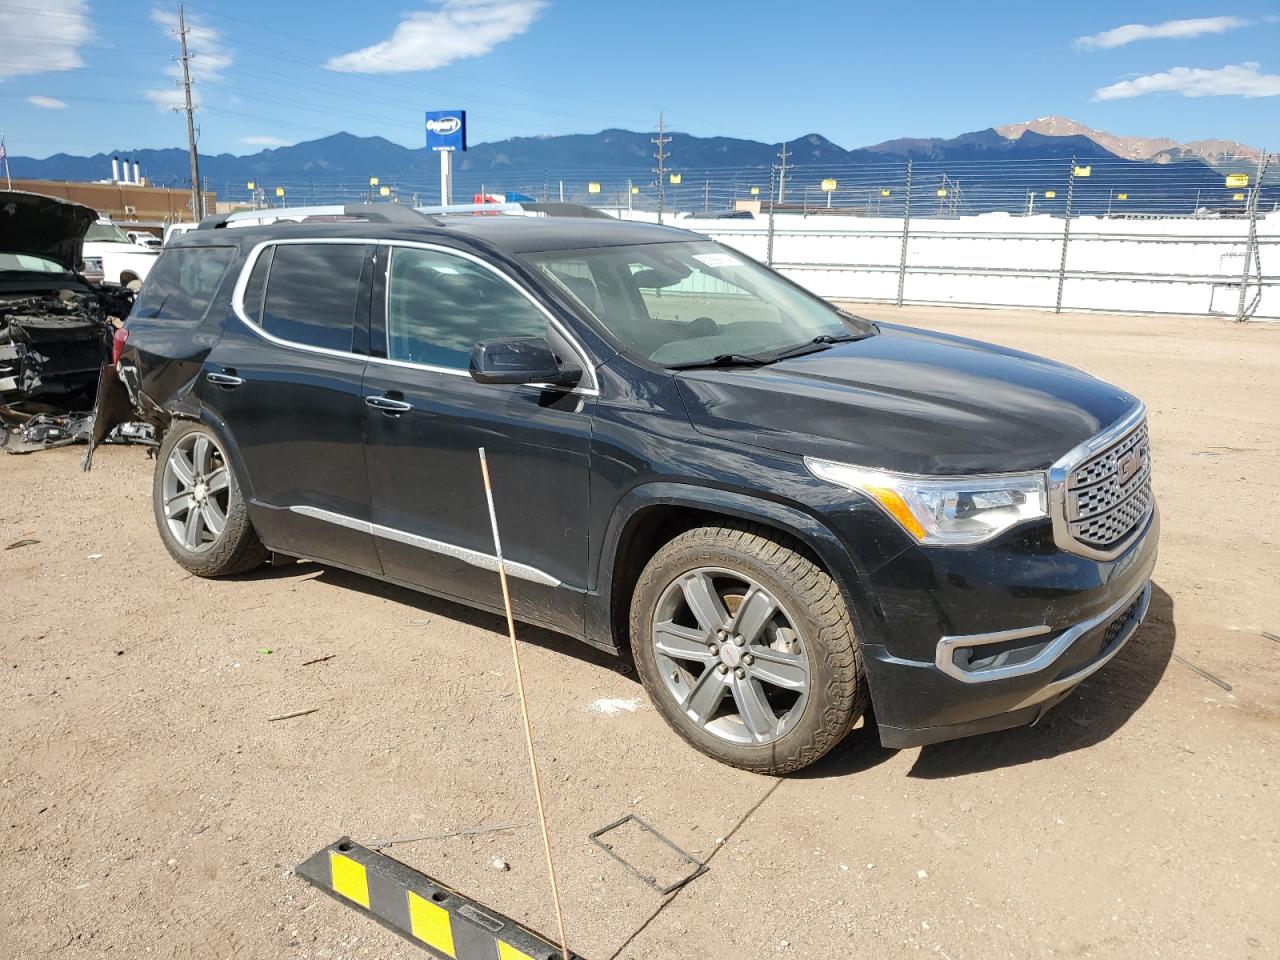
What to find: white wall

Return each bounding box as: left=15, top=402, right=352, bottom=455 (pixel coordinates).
left=618, top=209, right=1278, bottom=320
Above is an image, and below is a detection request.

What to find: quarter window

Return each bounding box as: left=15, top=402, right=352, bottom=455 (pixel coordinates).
left=132, top=246, right=236, bottom=322
left=259, top=243, right=369, bottom=352
left=385, top=247, right=547, bottom=369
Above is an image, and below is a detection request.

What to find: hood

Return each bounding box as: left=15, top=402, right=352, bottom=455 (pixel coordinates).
left=0, top=191, right=98, bottom=272
left=675, top=323, right=1139, bottom=475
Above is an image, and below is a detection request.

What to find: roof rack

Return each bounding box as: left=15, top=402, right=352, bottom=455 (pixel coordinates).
left=198, top=203, right=439, bottom=230
left=414, top=201, right=613, bottom=220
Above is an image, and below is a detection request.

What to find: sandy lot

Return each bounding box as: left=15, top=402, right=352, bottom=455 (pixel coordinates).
left=2, top=306, right=1277, bottom=960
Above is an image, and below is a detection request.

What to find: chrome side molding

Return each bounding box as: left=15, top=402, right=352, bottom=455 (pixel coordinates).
left=288, top=505, right=562, bottom=587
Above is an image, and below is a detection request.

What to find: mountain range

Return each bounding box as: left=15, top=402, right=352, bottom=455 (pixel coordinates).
left=7, top=117, right=1260, bottom=192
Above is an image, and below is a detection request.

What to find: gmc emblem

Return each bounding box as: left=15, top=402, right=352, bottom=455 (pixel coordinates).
left=1116, top=447, right=1145, bottom=485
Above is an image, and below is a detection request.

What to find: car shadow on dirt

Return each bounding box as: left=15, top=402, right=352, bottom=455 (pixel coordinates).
left=276, top=561, right=640, bottom=680
left=798, top=582, right=1177, bottom=780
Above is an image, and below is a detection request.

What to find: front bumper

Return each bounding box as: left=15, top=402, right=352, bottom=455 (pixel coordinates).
left=853, top=506, right=1159, bottom=749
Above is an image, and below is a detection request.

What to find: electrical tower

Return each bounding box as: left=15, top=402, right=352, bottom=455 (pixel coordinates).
left=652, top=113, right=670, bottom=223
left=176, top=4, right=203, bottom=221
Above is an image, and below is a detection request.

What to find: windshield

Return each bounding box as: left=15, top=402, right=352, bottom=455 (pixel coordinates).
left=85, top=220, right=132, bottom=244
left=0, top=252, right=71, bottom=274
left=524, top=240, right=874, bottom=367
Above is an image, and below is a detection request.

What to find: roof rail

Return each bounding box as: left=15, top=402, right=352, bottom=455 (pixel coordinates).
left=519, top=201, right=614, bottom=219
left=197, top=203, right=439, bottom=230
left=413, top=201, right=613, bottom=220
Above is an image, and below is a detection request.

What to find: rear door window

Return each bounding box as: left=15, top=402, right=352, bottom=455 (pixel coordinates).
left=132, top=246, right=237, bottom=322
left=259, top=243, right=369, bottom=353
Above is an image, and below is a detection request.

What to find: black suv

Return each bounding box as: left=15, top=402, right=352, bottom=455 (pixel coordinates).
left=95, top=203, right=1158, bottom=774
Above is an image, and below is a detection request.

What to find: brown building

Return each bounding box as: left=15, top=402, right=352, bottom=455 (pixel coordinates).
left=5, top=178, right=217, bottom=231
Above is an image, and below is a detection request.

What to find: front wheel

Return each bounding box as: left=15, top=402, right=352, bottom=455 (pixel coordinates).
left=630, top=524, right=868, bottom=775
left=152, top=421, right=268, bottom=577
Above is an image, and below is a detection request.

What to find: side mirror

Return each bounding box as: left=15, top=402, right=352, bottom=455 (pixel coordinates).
left=469, top=335, right=582, bottom=387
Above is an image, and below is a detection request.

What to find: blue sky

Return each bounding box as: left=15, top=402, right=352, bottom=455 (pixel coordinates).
left=1, top=0, right=1278, bottom=158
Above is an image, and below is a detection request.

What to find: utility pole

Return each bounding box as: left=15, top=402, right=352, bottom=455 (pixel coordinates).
left=776, top=142, right=789, bottom=205
left=896, top=159, right=912, bottom=307
left=766, top=164, right=777, bottom=266
left=1055, top=156, right=1078, bottom=314
left=652, top=112, right=670, bottom=224
left=0, top=132, right=11, bottom=190
left=1236, top=150, right=1271, bottom=322
left=177, top=4, right=203, bottom=221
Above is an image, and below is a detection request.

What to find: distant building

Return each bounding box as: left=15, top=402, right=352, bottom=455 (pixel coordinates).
left=5, top=178, right=216, bottom=229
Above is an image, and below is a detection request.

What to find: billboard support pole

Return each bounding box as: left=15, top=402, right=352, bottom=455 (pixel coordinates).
left=439, top=150, right=452, bottom=207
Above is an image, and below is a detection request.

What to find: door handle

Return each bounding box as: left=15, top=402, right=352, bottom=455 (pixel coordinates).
left=365, top=394, right=413, bottom=413
left=206, top=371, right=244, bottom=387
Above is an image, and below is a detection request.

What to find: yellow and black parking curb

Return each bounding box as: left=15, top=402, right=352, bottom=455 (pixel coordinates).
left=296, top=837, right=580, bottom=960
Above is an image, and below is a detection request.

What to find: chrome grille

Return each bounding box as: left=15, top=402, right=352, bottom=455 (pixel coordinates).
left=1063, top=420, right=1153, bottom=552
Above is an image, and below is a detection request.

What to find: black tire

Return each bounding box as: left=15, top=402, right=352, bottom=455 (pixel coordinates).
left=152, top=420, right=268, bottom=577
left=630, top=523, right=868, bottom=775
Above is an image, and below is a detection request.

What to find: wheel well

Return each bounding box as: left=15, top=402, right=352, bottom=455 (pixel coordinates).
left=608, top=504, right=829, bottom=651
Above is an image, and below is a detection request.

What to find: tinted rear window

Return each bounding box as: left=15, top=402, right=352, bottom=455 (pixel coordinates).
left=132, top=246, right=237, bottom=322
left=260, top=243, right=367, bottom=352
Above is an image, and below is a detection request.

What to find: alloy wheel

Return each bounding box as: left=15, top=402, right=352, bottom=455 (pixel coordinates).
left=160, top=432, right=230, bottom=553
left=651, top=567, right=811, bottom=746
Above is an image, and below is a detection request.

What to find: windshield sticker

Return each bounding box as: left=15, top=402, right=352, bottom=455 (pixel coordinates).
left=692, top=252, right=743, bottom=269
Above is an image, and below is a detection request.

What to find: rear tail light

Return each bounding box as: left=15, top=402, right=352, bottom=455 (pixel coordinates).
left=111, top=327, right=130, bottom=365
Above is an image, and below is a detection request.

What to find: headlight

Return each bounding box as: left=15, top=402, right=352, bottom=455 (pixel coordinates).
left=805, top=457, right=1048, bottom=545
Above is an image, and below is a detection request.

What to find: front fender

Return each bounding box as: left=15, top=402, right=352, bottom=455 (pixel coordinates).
left=590, top=480, right=887, bottom=661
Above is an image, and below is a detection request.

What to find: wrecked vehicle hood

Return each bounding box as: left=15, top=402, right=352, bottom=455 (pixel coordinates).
left=0, top=191, right=97, bottom=272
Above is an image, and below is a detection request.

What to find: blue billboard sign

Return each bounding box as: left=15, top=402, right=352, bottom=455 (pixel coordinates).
left=425, top=110, right=467, bottom=152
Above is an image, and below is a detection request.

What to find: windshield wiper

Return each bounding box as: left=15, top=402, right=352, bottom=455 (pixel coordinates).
left=766, top=332, right=869, bottom=362
left=667, top=353, right=768, bottom=371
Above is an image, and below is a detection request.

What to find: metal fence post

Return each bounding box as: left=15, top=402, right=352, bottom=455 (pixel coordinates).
left=896, top=159, right=912, bottom=307
left=766, top=164, right=777, bottom=267
left=1054, top=156, right=1077, bottom=314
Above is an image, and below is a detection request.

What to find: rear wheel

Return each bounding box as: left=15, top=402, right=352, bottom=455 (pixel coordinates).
left=152, top=421, right=267, bottom=577
left=630, top=524, right=867, bottom=774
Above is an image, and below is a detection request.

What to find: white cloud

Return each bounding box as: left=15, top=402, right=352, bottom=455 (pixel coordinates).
left=1094, top=62, right=1280, bottom=100
left=242, top=135, right=292, bottom=148
left=144, top=7, right=234, bottom=111
left=27, top=95, right=69, bottom=109
left=0, top=0, right=90, bottom=79
left=326, top=0, right=546, bottom=74
left=1076, top=16, right=1248, bottom=50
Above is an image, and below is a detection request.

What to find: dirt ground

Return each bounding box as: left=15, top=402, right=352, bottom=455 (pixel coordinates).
left=3, top=306, right=1277, bottom=960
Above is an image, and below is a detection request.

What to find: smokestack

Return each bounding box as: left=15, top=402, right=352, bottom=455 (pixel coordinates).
left=133, top=160, right=141, bottom=184
left=111, top=156, right=120, bottom=182
left=122, top=159, right=130, bottom=184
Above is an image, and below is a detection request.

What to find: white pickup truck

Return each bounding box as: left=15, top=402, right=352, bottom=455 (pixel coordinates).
left=82, top=219, right=159, bottom=289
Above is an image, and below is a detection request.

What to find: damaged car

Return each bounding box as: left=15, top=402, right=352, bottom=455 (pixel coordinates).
left=1, top=191, right=137, bottom=452
left=92, top=202, right=1158, bottom=775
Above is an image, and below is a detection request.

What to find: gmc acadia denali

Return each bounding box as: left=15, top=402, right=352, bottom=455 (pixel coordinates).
left=93, top=203, right=1158, bottom=774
